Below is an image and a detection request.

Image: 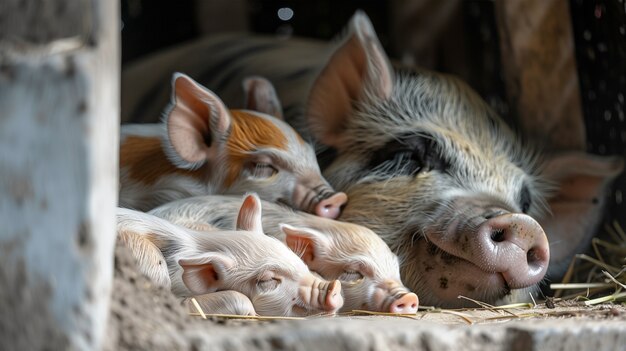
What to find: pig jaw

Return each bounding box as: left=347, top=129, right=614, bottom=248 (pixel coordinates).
left=399, top=201, right=550, bottom=307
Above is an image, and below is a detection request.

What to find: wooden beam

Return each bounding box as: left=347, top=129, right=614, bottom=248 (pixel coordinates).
left=495, top=0, right=586, bottom=151
left=0, top=0, right=119, bottom=349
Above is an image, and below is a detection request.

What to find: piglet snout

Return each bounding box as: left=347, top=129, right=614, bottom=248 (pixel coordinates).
left=324, top=280, right=344, bottom=311
left=389, top=292, right=419, bottom=314
left=299, top=275, right=344, bottom=313
left=314, top=192, right=348, bottom=219
left=372, top=280, right=419, bottom=314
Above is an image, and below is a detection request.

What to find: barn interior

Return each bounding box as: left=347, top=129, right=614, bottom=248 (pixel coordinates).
left=1, top=0, right=625, bottom=350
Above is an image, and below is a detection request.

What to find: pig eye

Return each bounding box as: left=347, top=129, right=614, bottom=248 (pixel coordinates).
left=372, top=151, right=423, bottom=176
left=248, top=162, right=278, bottom=179
left=257, top=277, right=281, bottom=291
left=339, top=270, right=364, bottom=282
left=368, top=134, right=449, bottom=177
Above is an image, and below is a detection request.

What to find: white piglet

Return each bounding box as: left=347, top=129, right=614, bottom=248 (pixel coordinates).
left=150, top=195, right=419, bottom=314
left=119, top=74, right=346, bottom=217
left=117, top=194, right=344, bottom=317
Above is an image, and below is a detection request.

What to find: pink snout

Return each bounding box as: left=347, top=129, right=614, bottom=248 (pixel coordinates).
left=475, top=213, right=550, bottom=289
left=373, top=280, right=419, bottom=314
left=324, top=280, right=344, bottom=311
left=299, top=277, right=344, bottom=313
left=389, top=292, right=419, bottom=314
left=314, top=192, right=348, bottom=219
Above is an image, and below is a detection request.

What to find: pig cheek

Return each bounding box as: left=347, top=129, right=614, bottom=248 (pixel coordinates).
left=410, top=241, right=503, bottom=306
left=227, top=174, right=287, bottom=203
left=250, top=285, right=298, bottom=317
left=339, top=281, right=369, bottom=312
left=259, top=172, right=296, bottom=205
left=250, top=293, right=291, bottom=316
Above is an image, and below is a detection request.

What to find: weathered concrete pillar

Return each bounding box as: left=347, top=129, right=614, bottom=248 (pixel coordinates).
left=495, top=0, right=586, bottom=151
left=0, top=0, right=119, bottom=350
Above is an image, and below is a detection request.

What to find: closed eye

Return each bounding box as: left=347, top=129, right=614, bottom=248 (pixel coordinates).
left=368, top=133, right=449, bottom=177
left=339, top=270, right=364, bottom=283
left=371, top=150, right=422, bottom=176
left=246, top=162, right=278, bottom=179
left=257, top=277, right=281, bottom=292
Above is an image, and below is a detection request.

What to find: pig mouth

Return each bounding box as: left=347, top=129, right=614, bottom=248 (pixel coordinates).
left=415, top=237, right=514, bottom=304
left=415, top=210, right=548, bottom=306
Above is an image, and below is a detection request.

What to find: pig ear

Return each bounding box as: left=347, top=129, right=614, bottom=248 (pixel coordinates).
left=307, top=11, right=394, bottom=148
left=242, top=76, right=284, bottom=120
left=178, top=253, right=235, bottom=295
left=280, top=224, right=331, bottom=266
left=538, top=152, right=623, bottom=275
left=236, top=194, right=264, bottom=233
left=164, top=73, right=232, bottom=170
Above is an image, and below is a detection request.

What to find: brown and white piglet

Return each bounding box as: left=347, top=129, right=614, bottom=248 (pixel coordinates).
left=150, top=194, right=419, bottom=314
left=119, top=74, right=346, bottom=217
left=116, top=194, right=344, bottom=317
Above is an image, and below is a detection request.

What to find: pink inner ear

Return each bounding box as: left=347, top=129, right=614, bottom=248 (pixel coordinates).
left=168, top=104, right=211, bottom=166
left=180, top=262, right=220, bottom=295
left=166, top=75, right=231, bottom=168
left=284, top=234, right=315, bottom=265
left=307, top=16, right=393, bottom=149
left=236, top=194, right=263, bottom=232
left=307, top=36, right=366, bottom=148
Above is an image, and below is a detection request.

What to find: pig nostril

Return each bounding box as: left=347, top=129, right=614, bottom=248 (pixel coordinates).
left=527, top=247, right=542, bottom=266
left=491, top=229, right=506, bottom=242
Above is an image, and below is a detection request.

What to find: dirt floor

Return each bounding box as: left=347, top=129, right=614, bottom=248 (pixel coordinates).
left=103, top=243, right=626, bottom=351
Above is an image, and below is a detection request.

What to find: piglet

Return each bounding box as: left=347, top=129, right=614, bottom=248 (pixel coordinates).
left=150, top=195, right=419, bottom=314
left=117, top=194, right=344, bottom=317
left=119, top=74, right=346, bottom=218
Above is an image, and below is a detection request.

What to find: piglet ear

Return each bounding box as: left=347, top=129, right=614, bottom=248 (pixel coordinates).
left=164, top=73, right=232, bottom=170
left=280, top=224, right=331, bottom=267
left=243, top=76, right=284, bottom=120
left=178, top=253, right=235, bottom=295
left=538, top=152, right=623, bottom=277
left=236, top=194, right=264, bottom=233
left=307, top=11, right=394, bottom=148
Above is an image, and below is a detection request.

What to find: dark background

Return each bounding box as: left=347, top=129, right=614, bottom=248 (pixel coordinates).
left=121, top=0, right=626, bottom=241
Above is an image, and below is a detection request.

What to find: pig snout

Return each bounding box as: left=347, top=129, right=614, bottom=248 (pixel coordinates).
left=293, top=183, right=347, bottom=219
left=373, top=280, right=419, bottom=314
left=473, top=213, right=550, bottom=288
left=314, top=191, right=348, bottom=219
left=299, top=276, right=344, bottom=313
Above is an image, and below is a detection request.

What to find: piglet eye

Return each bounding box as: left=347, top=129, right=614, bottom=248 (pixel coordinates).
left=339, top=270, right=364, bottom=283
left=257, top=277, right=281, bottom=292
left=248, top=162, right=278, bottom=179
